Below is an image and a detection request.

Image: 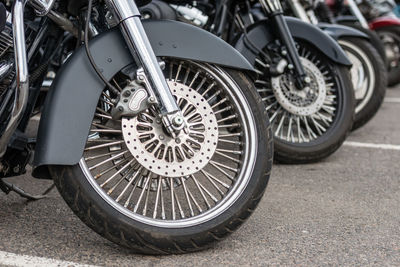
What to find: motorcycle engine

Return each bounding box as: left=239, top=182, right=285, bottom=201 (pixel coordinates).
left=170, top=4, right=209, bottom=27
left=140, top=0, right=208, bottom=27
left=0, top=6, right=14, bottom=100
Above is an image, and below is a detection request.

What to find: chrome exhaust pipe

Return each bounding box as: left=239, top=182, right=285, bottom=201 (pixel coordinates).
left=0, top=0, right=29, bottom=157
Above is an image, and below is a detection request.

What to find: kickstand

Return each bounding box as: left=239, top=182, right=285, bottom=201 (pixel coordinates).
left=0, top=179, right=55, bottom=201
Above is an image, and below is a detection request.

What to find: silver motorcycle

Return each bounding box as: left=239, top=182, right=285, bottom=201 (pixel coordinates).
left=0, top=0, right=273, bottom=254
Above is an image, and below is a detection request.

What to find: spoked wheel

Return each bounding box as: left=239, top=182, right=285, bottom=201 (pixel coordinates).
left=50, top=58, right=273, bottom=254
left=376, top=26, right=400, bottom=86
left=338, top=37, right=387, bottom=130
left=255, top=40, right=354, bottom=163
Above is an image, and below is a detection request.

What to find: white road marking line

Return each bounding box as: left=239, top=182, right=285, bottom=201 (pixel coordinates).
left=344, top=141, right=400, bottom=151
left=384, top=97, right=400, bottom=103
left=0, top=251, right=99, bottom=267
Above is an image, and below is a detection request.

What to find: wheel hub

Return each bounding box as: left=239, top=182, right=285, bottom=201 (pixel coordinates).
left=381, top=34, right=400, bottom=68
left=271, top=57, right=326, bottom=116
left=122, top=81, right=219, bottom=177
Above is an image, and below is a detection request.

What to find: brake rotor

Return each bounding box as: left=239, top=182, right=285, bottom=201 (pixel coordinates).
left=271, top=57, right=327, bottom=116
left=121, top=81, right=219, bottom=177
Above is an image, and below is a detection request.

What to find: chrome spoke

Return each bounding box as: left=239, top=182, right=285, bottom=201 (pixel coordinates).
left=210, top=160, right=238, bottom=173
left=201, top=82, right=216, bottom=97
left=216, top=138, right=241, bottom=145
left=112, top=78, right=123, bottom=91
left=181, top=177, right=194, bottom=217
left=133, top=172, right=152, bottom=213
left=296, top=117, right=305, bottom=143
left=287, top=116, right=293, bottom=142
left=92, top=158, right=130, bottom=180
left=94, top=113, right=112, bottom=120
left=215, top=150, right=241, bottom=163
left=170, top=177, right=176, bottom=220
left=215, top=148, right=242, bottom=156
left=174, top=191, right=185, bottom=219
left=175, top=63, right=182, bottom=81
left=85, top=140, right=125, bottom=151
left=116, top=166, right=143, bottom=202
left=142, top=177, right=152, bottom=216
left=303, top=116, right=317, bottom=140
left=201, top=169, right=230, bottom=189
left=88, top=151, right=129, bottom=171
left=219, top=133, right=241, bottom=138
left=310, top=116, right=326, bottom=135
left=275, top=112, right=286, bottom=137
left=191, top=174, right=211, bottom=209
left=90, top=129, right=122, bottom=134
left=100, top=159, right=135, bottom=188
left=209, top=162, right=235, bottom=181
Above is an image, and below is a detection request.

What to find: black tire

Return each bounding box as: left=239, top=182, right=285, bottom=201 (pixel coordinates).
left=275, top=66, right=354, bottom=163
left=255, top=40, right=355, bottom=163
left=338, top=37, right=387, bottom=130
left=375, top=25, right=400, bottom=86
left=49, top=63, right=273, bottom=255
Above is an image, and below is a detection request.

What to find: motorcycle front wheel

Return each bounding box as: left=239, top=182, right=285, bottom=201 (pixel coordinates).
left=338, top=37, right=387, bottom=130
left=255, top=40, right=355, bottom=163
left=49, top=58, right=273, bottom=254
left=376, top=25, right=400, bottom=86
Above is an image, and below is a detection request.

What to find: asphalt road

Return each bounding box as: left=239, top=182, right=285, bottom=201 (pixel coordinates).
left=1, top=88, right=400, bottom=266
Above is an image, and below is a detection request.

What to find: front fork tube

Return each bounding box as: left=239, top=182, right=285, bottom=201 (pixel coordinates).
left=346, top=0, right=369, bottom=29
left=271, top=13, right=309, bottom=88
left=106, top=0, right=184, bottom=132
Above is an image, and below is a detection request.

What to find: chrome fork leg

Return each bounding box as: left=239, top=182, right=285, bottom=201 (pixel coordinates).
left=0, top=0, right=29, bottom=157
left=346, top=0, right=369, bottom=29
left=105, top=0, right=182, bottom=124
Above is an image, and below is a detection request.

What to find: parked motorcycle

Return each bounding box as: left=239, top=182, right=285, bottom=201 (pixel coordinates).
left=148, top=0, right=355, bottom=163
left=0, top=0, right=274, bottom=254
left=283, top=0, right=387, bottom=130
left=330, top=0, right=400, bottom=86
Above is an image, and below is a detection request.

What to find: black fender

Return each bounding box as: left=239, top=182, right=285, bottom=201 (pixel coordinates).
left=317, top=23, right=369, bottom=40
left=32, top=20, right=254, bottom=178
left=234, top=17, right=352, bottom=67
left=334, top=15, right=360, bottom=24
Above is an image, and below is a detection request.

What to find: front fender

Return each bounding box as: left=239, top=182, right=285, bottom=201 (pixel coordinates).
left=32, top=20, right=254, bottom=178
left=318, top=23, right=369, bottom=40
left=369, top=17, right=400, bottom=30
left=334, top=15, right=359, bottom=24
left=234, top=17, right=352, bottom=67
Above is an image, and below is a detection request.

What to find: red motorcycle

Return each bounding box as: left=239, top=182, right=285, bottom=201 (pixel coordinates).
left=328, top=0, right=400, bottom=86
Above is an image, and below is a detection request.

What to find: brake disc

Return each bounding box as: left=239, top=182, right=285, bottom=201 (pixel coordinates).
left=271, top=57, right=327, bottom=116
left=122, top=81, right=219, bottom=177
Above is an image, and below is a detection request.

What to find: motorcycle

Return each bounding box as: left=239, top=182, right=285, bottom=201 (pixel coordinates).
left=330, top=0, right=400, bottom=86
left=283, top=0, right=387, bottom=130
left=0, top=0, right=273, bottom=254
left=146, top=0, right=356, bottom=163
